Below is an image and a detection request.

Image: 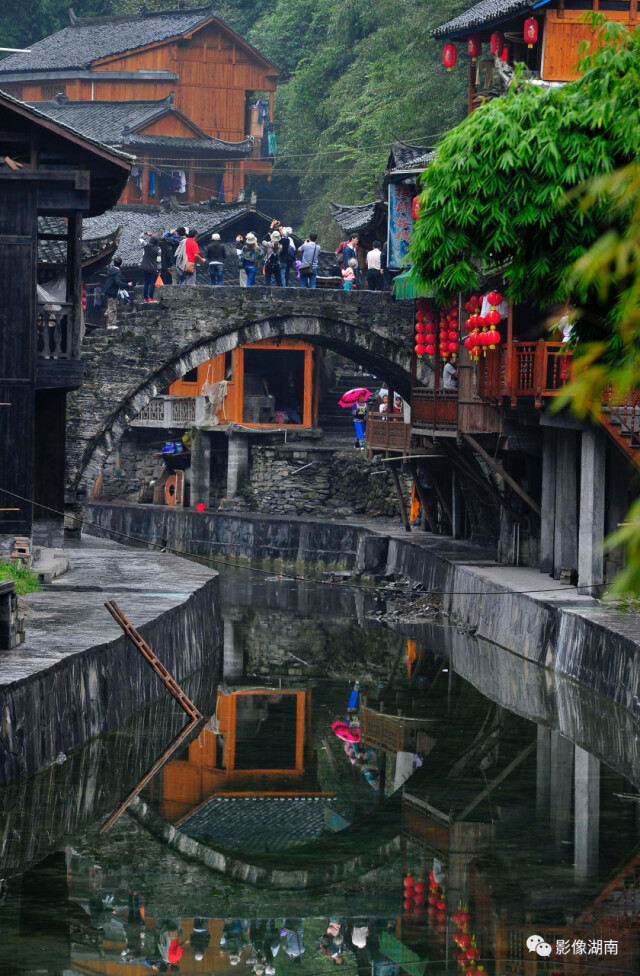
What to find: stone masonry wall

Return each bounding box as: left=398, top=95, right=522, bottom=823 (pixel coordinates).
left=228, top=444, right=412, bottom=520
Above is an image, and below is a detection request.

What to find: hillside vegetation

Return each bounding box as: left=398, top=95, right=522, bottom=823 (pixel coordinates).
left=0, top=0, right=468, bottom=241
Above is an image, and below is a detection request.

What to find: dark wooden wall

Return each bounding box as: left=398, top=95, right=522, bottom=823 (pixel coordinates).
left=0, top=185, right=36, bottom=536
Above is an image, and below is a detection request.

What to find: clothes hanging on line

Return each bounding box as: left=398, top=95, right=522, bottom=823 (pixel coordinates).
left=257, top=96, right=270, bottom=122
left=171, top=170, right=186, bottom=194
left=149, top=169, right=156, bottom=196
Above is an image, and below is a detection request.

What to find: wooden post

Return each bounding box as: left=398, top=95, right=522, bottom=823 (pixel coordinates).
left=462, top=433, right=541, bottom=516
left=390, top=463, right=411, bottom=531
left=506, top=301, right=515, bottom=404
left=66, top=210, right=83, bottom=358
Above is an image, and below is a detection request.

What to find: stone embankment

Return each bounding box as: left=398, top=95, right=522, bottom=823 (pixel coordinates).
left=0, top=537, right=221, bottom=783
left=84, top=503, right=640, bottom=720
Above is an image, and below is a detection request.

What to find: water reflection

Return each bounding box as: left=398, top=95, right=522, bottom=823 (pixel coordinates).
left=0, top=568, right=638, bottom=976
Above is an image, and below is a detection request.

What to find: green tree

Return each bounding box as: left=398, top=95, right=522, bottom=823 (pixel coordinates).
left=409, top=17, right=640, bottom=594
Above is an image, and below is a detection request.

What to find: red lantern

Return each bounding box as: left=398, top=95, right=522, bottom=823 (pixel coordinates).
left=416, top=310, right=425, bottom=322
left=443, top=43, right=457, bottom=71
left=501, top=46, right=508, bottom=62
left=416, top=321, right=427, bottom=333
left=524, top=18, right=538, bottom=48
left=467, top=34, right=481, bottom=61
left=412, top=196, right=422, bottom=220
left=490, top=32, right=504, bottom=55
left=485, top=309, right=501, bottom=326
left=486, top=329, right=499, bottom=349
left=487, top=290, right=503, bottom=307
left=415, top=343, right=427, bottom=357
left=426, top=344, right=436, bottom=358
left=404, top=899, right=414, bottom=912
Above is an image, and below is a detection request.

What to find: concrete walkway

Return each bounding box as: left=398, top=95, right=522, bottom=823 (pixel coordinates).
left=1, top=536, right=216, bottom=686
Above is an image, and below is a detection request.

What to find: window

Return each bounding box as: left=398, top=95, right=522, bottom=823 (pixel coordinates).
left=183, top=367, right=199, bottom=384
left=1, top=85, right=23, bottom=100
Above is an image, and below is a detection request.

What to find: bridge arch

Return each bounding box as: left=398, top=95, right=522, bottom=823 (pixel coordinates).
left=66, top=287, right=416, bottom=496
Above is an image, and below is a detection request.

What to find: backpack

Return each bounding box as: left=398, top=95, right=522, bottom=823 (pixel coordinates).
left=174, top=238, right=187, bottom=272
left=335, top=241, right=349, bottom=266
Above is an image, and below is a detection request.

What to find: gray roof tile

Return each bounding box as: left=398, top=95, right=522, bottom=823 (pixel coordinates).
left=431, top=0, right=539, bottom=39
left=389, top=139, right=436, bottom=171
left=28, top=97, right=252, bottom=154
left=330, top=202, right=378, bottom=236
left=180, top=796, right=334, bottom=854
left=0, top=7, right=215, bottom=72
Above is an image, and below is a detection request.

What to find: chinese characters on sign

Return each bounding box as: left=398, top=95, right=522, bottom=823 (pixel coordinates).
left=388, top=183, right=414, bottom=269
left=527, top=935, right=618, bottom=957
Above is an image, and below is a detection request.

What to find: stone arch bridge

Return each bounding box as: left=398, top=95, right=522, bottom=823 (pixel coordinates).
left=66, top=286, right=415, bottom=497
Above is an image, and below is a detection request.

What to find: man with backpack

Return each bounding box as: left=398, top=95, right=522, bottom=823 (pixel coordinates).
left=298, top=232, right=321, bottom=289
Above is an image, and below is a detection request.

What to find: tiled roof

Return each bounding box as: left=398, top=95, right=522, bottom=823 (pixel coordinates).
left=30, top=97, right=178, bottom=145
left=330, top=201, right=379, bottom=236
left=180, top=796, right=333, bottom=853
left=28, top=97, right=253, bottom=155
left=38, top=215, right=122, bottom=267
left=0, top=88, right=133, bottom=164
left=83, top=204, right=252, bottom=266
left=431, top=0, right=541, bottom=39
left=0, top=6, right=278, bottom=75
left=389, top=139, right=436, bottom=171
left=0, top=6, right=216, bottom=72
left=127, top=133, right=253, bottom=154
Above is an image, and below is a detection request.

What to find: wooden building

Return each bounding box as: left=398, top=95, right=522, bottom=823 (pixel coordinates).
left=0, top=4, right=279, bottom=204
left=431, top=0, right=640, bottom=112
left=0, top=91, right=130, bottom=547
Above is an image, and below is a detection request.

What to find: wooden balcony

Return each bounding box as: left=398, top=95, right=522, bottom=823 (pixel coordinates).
left=411, top=388, right=458, bottom=434
left=130, top=395, right=215, bottom=429
left=360, top=703, right=433, bottom=754
left=477, top=340, right=572, bottom=406
left=366, top=414, right=411, bottom=454
left=35, top=301, right=83, bottom=390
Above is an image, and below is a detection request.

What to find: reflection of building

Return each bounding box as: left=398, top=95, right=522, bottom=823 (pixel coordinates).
left=160, top=686, right=320, bottom=823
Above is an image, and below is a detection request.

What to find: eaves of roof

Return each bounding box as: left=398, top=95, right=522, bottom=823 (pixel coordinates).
left=431, top=0, right=551, bottom=40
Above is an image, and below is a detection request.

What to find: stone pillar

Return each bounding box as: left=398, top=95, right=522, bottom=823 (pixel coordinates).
left=574, top=746, right=600, bottom=881
left=190, top=429, right=211, bottom=508
left=578, top=428, right=606, bottom=595
left=553, top=429, right=578, bottom=580
left=549, top=731, right=574, bottom=851
left=227, top=433, right=249, bottom=498
left=223, top=615, right=243, bottom=681
left=536, top=725, right=551, bottom=821
left=540, top=427, right=556, bottom=574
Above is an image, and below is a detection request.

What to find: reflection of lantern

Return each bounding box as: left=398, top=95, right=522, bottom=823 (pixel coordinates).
left=458, top=932, right=472, bottom=950
left=443, top=43, right=457, bottom=71
left=524, top=18, right=538, bottom=47
left=467, top=34, right=481, bottom=61
left=404, top=874, right=415, bottom=889
left=490, top=31, right=504, bottom=55
left=466, top=945, right=480, bottom=961
left=436, top=911, right=447, bottom=923
left=414, top=880, right=425, bottom=895
left=437, top=899, right=447, bottom=911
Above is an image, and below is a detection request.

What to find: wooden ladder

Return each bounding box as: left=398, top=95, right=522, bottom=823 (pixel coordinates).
left=104, top=600, right=202, bottom=722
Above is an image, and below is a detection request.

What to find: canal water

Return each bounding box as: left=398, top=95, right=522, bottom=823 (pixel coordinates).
left=0, top=568, right=638, bottom=975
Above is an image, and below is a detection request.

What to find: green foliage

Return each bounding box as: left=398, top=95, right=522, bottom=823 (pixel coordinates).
left=409, top=17, right=640, bottom=311
left=0, top=0, right=114, bottom=52
left=0, top=559, right=39, bottom=595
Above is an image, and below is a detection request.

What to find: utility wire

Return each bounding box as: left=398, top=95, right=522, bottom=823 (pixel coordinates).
left=0, top=485, right=600, bottom=597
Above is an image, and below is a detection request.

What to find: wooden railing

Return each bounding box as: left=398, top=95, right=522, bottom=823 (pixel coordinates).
left=366, top=414, right=410, bottom=453
left=37, top=302, right=74, bottom=360
left=477, top=340, right=572, bottom=405
left=411, top=388, right=458, bottom=431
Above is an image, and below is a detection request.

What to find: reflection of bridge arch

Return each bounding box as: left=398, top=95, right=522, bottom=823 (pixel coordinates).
left=66, top=287, right=415, bottom=496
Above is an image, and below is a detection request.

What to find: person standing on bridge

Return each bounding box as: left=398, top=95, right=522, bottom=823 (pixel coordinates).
left=298, top=233, right=321, bottom=289
left=242, top=233, right=263, bottom=286
left=139, top=232, right=161, bottom=303
left=366, top=240, right=384, bottom=291
left=206, top=233, right=227, bottom=286
left=351, top=392, right=368, bottom=448
left=183, top=229, right=206, bottom=286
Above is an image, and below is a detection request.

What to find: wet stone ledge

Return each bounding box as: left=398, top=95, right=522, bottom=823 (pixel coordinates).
left=0, top=537, right=221, bottom=784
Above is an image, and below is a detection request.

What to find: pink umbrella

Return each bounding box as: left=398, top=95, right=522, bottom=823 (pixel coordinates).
left=338, top=387, right=372, bottom=409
